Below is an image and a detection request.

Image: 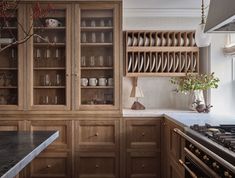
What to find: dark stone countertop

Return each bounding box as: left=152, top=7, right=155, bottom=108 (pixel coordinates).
left=0, top=131, right=59, bottom=178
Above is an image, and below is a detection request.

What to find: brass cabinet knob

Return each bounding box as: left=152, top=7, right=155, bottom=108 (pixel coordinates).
left=95, top=133, right=99, bottom=136
left=224, top=171, right=232, bottom=178
left=47, top=165, right=52, bottom=168
left=141, top=164, right=145, bottom=168
left=142, top=132, right=145, bottom=136
left=95, top=164, right=99, bottom=168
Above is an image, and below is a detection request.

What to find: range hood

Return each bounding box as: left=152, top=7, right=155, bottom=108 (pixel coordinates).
left=205, top=0, right=235, bottom=33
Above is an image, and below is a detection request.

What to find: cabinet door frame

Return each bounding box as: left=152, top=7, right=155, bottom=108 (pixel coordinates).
left=73, top=3, right=122, bottom=111
left=26, top=3, right=72, bottom=111
left=0, top=5, right=24, bottom=110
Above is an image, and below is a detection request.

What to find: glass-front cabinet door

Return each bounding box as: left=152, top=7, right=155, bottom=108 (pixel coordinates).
left=75, top=4, right=121, bottom=111
left=28, top=4, right=71, bottom=110
left=0, top=8, right=23, bottom=110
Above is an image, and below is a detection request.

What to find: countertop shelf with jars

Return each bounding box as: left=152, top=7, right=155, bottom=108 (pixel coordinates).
left=125, top=30, right=199, bottom=77
left=33, top=86, right=65, bottom=89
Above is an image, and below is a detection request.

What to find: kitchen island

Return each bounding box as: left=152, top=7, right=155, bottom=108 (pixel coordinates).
left=0, top=131, right=59, bottom=178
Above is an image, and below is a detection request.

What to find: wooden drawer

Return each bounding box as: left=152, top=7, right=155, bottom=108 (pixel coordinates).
left=127, top=152, right=160, bottom=178
left=126, top=119, right=161, bottom=150
left=29, top=120, right=72, bottom=151
left=0, top=120, right=25, bottom=131
left=76, top=120, right=119, bottom=150
left=29, top=152, right=71, bottom=178
left=76, top=152, right=118, bottom=178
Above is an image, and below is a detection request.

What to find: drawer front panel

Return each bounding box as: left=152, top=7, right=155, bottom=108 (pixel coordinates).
left=30, top=152, right=70, bottom=178
left=30, top=120, right=72, bottom=150
left=127, top=152, right=160, bottom=178
left=77, top=152, right=117, bottom=178
left=0, top=121, right=24, bottom=131
left=77, top=120, right=118, bottom=150
left=126, top=120, right=161, bottom=149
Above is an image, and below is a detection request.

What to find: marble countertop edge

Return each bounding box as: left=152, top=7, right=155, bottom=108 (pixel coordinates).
left=1, top=131, right=59, bottom=178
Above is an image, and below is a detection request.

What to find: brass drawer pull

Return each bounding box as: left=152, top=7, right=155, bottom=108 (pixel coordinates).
left=142, top=132, right=145, bottom=136
left=47, top=165, right=52, bottom=168
left=95, top=133, right=99, bottom=136
left=95, top=164, right=99, bottom=168
left=141, top=164, right=145, bottom=168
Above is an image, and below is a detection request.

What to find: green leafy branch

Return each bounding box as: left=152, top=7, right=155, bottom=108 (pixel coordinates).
left=170, top=73, right=220, bottom=93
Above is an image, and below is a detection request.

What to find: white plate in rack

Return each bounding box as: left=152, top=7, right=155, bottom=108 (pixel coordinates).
left=173, top=55, right=179, bottom=72
left=144, top=54, right=150, bottom=72
left=128, top=55, right=132, bottom=72
left=138, top=54, right=144, bottom=72
left=150, top=54, right=156, bottom=72
left=180, top=55, right=186, bottom=72
left=162, top=54, right=168, bottom=72
left=168, top=55, right=174, bottom=72
left=192, top=55, right=197, bottom=71
left=156, top=54, right=161, bottom=72
left=133, top=54, right=138, bottom=72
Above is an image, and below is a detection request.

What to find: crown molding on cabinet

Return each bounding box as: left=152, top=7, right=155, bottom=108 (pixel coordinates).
left=124, top=8, right=201, bottom=18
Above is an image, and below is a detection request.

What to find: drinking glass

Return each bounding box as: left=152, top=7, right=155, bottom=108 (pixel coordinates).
left=90, top=56, right=95, bottom=67
left=81, top=56, right=86, bottom=67
left=55, top=74, right=61, bottom=86
left=100, top=32, right=105, bottom=43
left=91, top=32, right=96, bottom=43
left=44, top=74, right=50, bottom=86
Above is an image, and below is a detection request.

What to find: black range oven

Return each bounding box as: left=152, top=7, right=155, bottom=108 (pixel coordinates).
left=174, top=124, right=235, bottom=178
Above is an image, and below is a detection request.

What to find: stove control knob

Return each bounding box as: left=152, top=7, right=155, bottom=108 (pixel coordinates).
left=212, top=162, right=220, bottom=169
left=195, top=149, right=200, bottom=155
left=189, top=144, right=194, bottom=150
left=203, top=155, right=209, bottom=161
left=224, top=171, right=232, bottom=178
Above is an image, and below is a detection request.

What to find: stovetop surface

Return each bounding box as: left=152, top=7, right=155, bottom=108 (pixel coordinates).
left=185, top=125, right=235, bottom=166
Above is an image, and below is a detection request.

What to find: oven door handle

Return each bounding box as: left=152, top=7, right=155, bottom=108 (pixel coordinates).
left=174, top=128, right=235, bottom=173
left=179, top=159, right=198, bottom=178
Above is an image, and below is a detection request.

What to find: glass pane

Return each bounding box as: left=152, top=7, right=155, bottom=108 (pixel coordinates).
left=0, top=10, right=18, bottom=105
left=33, top=9, right=66, bottom=105
left=80, top=9, right=114, bottom=106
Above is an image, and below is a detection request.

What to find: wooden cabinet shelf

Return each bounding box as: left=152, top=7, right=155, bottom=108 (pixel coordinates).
left=34, top=86, right=65, bottom=89
left=34, top=43, right=66, bottom=47
left=81, top=67, right=113, bottom=70
left=34, top=27, right=66, bottom=30
left=81, top=27, right=113, bottom=31
left=34, top=67, right=66, bottom=70
left=125, top=30, right=199, bottom=77
left=1, top=27, right=17, bottom=30
left=81, top=86, right=113, bottom=89
left=81, top=43, right=113, bottom=46
left=0, top=68, right=17, bottom=70
left=0, top=86, right=17, bottom=89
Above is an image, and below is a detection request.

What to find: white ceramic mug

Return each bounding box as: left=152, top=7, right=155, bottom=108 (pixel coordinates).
left=98, top=78, right=107, bottom=86
left=45, top=19, right=62, bottom=27
left=91, top=20, right=96, bottom=27
left=89, top=78, right=97, bottom=86
left=107, top=78, right=113, bottom=86
left=81, top=78, right=88, bottom=86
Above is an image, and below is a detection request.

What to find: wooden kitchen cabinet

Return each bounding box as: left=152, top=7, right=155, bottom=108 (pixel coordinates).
left=0, top=6, right=24, bottom=110
left=75, top=120, right=119, bottom=151
left=27, top=4, right=72, bottom=111
left=74, top=3, right=122, bottom=111
left=29, top=152, right=71, bottom=178
left=75, top=152, right=119, bottom=178
left=124, top=118, right=161, bottom=178
left=29, top=120, right=72, bottom=151
left=162, top=117, right=185, bottom=178
left=0, top=120, right=25, bottom=131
